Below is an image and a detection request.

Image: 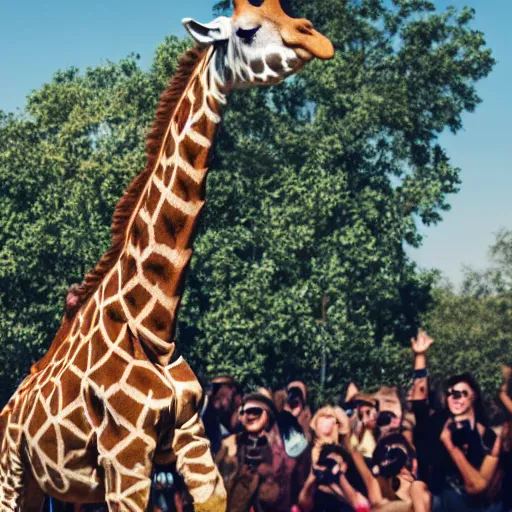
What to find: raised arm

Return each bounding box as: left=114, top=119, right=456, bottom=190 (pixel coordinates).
left=409, top=330, right=434, bottom=402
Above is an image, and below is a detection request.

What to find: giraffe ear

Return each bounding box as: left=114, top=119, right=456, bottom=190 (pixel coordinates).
left=182, top=17, right=232, bottom=45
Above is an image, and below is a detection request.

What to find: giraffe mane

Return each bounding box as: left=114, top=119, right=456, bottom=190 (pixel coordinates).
left=68, top=45, right=208, bottom=319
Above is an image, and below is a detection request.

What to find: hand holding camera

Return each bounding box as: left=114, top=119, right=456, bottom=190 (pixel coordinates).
left=241, top=433, right=269, bottom=467
left=313, top=454, right=346, bottom=486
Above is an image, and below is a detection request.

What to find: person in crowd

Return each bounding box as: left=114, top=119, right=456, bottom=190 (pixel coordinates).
left=498, top=364, right=512, bottom=512
left=284, top=381, right=313, bottom=441
left=151, top=466, right=186, bottom=512
left=299, top=405, right=386, bottom=511
left=201, top=375, right=241, bottom=455
left=215, top=391, right=307, bottom=512
left=342, top=386, right=378, bottom=462
left=410, top=331, right=502, bottom=511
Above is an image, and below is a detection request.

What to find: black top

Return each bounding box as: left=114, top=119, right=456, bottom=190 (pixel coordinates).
left=312, top=490, right=354, bottom=512
left=501, top=450, right=512, bottom=510
left=412, top=400, right=497, bottom=496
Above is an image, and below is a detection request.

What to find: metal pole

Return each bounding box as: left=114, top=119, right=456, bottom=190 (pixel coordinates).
left=320, top=296, right=328, bottom=390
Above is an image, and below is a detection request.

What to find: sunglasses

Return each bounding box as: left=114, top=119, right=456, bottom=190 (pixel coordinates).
left=240, top=407, right=264, bottom=417
left=447, top=389, right=469, bottom=399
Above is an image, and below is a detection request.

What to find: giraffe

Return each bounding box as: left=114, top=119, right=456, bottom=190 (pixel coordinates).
left=0, top=1, right=334, bottom=510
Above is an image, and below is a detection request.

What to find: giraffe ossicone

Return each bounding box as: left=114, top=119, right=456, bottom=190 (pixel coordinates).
left=0, top=1, right=333, bottom=510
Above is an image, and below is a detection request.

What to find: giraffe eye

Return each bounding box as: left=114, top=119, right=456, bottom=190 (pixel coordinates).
left=248, top=0, right=265, bottom=6
left=236, top=26, right=261, bottom=42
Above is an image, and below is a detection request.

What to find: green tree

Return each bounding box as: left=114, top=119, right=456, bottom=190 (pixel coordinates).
left=0, top=2, right=494, bottom=406
left=423, top=230, right=512, bottom=402
left=0, top=37, right=189, bottom=405
left=182, top=0, right=495, bottom=401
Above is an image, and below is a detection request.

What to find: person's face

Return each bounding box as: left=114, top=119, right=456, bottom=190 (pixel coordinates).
left=358, top=405, right=377, bottom=429
left=285, top=398, right=304, bottom=417
left=212, top=384, right=235, bottom=414
left=447, top=382, right=474, bottom=417
left=317, top=415, right=337, bottom=437
left=241, top=406, right=269, bottom=434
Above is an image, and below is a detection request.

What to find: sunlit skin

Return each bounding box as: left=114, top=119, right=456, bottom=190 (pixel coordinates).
left=316, top=415, right=338, bottom=438
left=284, top=400, right=304, bottom=418
left=241, top=406, right=270, bottom=435
left=358, top=405, right=377, bottom=430
left=447, top=383, right=475, bottom=422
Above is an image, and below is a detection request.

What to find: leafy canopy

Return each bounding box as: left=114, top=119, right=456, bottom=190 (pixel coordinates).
left=0, top=1, right=494, bottom=406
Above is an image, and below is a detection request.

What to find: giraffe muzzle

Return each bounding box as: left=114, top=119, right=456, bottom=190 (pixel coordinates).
left=281, top=19, right=335, bottom=61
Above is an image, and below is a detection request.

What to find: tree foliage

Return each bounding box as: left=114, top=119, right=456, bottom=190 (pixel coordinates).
left=0, top=2, right=494, bottom=406
left=423, top=231, right=512, bottom=402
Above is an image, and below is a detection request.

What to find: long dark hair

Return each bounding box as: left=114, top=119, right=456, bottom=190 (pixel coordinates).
left=444, top=373, right=489, bottom=427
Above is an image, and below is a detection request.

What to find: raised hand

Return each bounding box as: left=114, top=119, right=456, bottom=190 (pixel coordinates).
left=411, top=330, right=434, bottom=355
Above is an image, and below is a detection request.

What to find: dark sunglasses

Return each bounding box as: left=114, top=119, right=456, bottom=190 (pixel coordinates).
left=447, top=389, right=469, bottom=399
left=240, top=407, right=264, bottom=417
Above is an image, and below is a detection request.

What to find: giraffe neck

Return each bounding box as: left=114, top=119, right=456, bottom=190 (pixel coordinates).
left=110, top=47, right=227, bottom=364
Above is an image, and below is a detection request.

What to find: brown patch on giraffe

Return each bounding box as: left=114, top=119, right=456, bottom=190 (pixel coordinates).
left=131, top=213, right=150, bottom=251
left=141, top=300, right=174, bottom=341
left=121, top=254, right=137, bottom=288
left=120, top=476, right=151, bottom=511
left=266, top=53, right=283, bottom=73
left=123, top=283, right=152, bottom=318
left=155, top=203, right=178, bottom=248
left=106, top=300, right=126, bottom=324
left=39, top=423, right=59, bottom=461
left=54, top=339, right=72, bottom=362
left=103, top=272, right=119, bottom=303
left=173, top=431, right=196, bottom=453
left=125, top=365, right=170, bottom=400
left=71, top=317, right=80, bottom=337
left=63, top=407, right=89, bottom=435
left=83, top=384, right=105, bottom=429
left=252, top=58, right=265, bottom=74
left=104, top=310, right=125, bottom=342
left=165, top=139, right=177, bottom=158
left=89, top=353, right=128, bottom=391
left=108, top=389, right=145, bottom=427
left=168, top=360, right=197, bottom=383
left=48, top=385, right=62, bottom=417
left=142, top=254, right=172, bottom=285
left=27, top=397, right=48, bottom=438
left=184, top=443, right=209, bottom=464
left=71, top=342, right=90, bottom=371
left=144, top=180, right=162, bottom=218
left=117, top=436, right=152, bottom=470
left=155, top=162, right=165, bottom=182
left=89, top=331, right=110, bottom=368
left=99, top=420, right=132, bottom=452
left=60, top=367, right=82, bottom=406
left=67, top=46, right=208, bottom=319
left=80, top=303, right=96, bottom=336
left=176, top=98, right=192, bottom=134
left=60, top=425, right=86, bottom=452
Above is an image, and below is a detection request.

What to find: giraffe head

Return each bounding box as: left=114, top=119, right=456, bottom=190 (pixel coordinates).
left=182, top=0, right=334, bottom=89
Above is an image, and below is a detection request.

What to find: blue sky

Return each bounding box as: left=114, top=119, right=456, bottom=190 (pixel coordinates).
left=1, top=0, right=510, bottom=287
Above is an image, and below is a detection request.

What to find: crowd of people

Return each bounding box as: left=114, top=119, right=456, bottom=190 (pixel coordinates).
left=43, top=331, right=512, bottom=511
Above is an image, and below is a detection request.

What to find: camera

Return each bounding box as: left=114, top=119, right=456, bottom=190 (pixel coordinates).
left=449, top=419, right=472, bottom=447
left=242, top=434, right=268, bottom=466
left=376, top=411, right=396, bottom=427
left=313, top=457, right=339, bottom=485
left=372, top=433, right=413, bottom=478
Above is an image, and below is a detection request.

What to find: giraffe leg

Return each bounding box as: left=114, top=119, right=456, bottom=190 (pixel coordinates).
left=166, top=357, right=227, bottom=512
